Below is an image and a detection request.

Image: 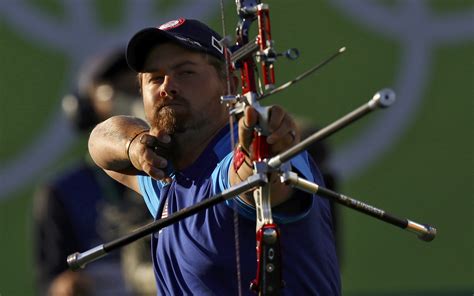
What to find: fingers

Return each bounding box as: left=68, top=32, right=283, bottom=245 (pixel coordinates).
left=238, top=105, right=299, bottom=156
left=143, top=130, right=171, bottom=147
left=266, top=106, right=299, bottom=151
left=266, top=105, right=288, bottom=144
left=238, top=106, right=258, bottom=151
left=130, top=132, right=171, bottom=180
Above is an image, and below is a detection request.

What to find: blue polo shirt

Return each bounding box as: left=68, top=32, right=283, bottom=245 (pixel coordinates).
left=138, top=125, right=340, bottom=295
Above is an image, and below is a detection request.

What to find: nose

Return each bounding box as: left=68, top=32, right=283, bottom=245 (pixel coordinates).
left=159, top=76, right=178, bottom=98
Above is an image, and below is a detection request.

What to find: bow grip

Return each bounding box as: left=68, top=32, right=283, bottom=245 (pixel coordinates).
left=251, top=104, right=271, bottom=161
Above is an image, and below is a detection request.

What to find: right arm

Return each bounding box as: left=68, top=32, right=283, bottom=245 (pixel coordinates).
left=88, top=115, right=170, bottom=193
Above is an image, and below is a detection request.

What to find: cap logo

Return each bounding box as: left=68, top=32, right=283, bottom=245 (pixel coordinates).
left=159, top=18, right=185, bottom=30
left=211, top=36, right=224, bottom=54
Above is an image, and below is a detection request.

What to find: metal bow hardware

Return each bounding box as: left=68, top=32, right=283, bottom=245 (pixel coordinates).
left=67, top=2, right=437, bottom=295
left=219, top=1, right=436, bottom=294
left=219, top=1, right=347, bottom=294
left=219, top=1, right=294, bottom=294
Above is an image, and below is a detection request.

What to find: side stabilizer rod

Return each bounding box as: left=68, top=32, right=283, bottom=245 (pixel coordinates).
left=282, top=171, right=437, bottom=242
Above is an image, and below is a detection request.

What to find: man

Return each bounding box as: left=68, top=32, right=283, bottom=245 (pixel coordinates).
left=88, top=18, right=340, bottom=295
left=33, top=48, right=156, bottom=295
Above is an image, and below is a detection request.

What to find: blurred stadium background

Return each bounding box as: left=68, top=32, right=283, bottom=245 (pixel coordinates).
left=0, top=0, right=472, bottom=295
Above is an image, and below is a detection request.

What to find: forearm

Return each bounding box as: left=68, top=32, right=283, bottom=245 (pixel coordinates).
left=88, top=115, right=149, bottom=173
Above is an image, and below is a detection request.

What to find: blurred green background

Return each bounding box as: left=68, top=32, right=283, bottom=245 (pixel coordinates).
left=0, top=0, right=472, bottom=295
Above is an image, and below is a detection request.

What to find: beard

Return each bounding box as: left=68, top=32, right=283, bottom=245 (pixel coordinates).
left=152, top=107, right=178, bottom=134
left=148, top=107, right=184, bottom=162
left=149, top=103, right=191, bottom=135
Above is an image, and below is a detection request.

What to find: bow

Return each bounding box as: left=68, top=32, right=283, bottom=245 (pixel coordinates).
left=218, top=0, right=351, bottom=293
left=219, top=1, right=285, bottom=294
left=67, top=3, right=438, bottom=295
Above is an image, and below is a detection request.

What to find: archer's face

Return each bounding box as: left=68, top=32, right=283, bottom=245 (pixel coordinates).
left=140, top=43, right=229, bottom=135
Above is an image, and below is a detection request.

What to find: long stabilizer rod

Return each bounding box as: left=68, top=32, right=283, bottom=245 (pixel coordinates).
left=67, top=174, right=265, bottom=270
left=268, top=88, right=396, bottom=168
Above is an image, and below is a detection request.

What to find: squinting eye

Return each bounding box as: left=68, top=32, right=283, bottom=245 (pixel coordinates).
left=148, top=76, right=164, bottom=84
left=179, top=70, right=195, bottom=76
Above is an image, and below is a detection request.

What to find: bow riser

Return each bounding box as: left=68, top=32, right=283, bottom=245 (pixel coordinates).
left=256, top=4, right=275, bottom=90
left=231, top=1, right=283, bottom=294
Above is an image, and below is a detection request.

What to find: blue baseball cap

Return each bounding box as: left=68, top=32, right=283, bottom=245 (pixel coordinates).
left=126, top=18, right=225, bottom=72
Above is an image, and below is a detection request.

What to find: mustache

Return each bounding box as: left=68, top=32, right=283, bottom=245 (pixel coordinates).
left=155, top=95, right=188, bottom=111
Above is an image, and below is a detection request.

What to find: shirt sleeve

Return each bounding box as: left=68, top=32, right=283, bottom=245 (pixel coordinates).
left=137, top=175, right=163, bottom=218
left=211, top=151, right=321, bottom=224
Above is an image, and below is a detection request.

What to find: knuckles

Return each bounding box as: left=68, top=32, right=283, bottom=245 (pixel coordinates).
left=238, top=104, right=297, bottom=154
